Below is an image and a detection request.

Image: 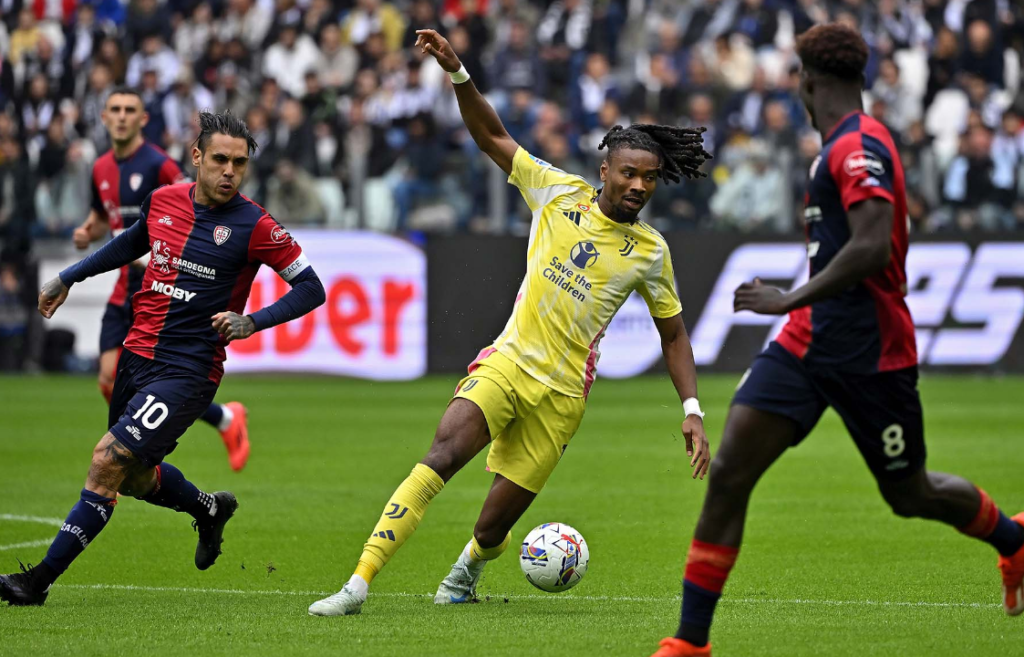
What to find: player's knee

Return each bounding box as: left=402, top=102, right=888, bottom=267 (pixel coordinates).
left=422, top=429, right=472, bottom=481
left=707, top=454, right=756, bottom=500
left=87, top=435, right=136, bottom=491
left=472, top=522, right=508, bottom=550
left=119, top=468, right=156, bottom=497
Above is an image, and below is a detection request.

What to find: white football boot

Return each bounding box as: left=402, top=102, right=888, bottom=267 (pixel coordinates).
left=308, top=576, right=368, bottom=616
left=434, top=541, right=486, bottom=604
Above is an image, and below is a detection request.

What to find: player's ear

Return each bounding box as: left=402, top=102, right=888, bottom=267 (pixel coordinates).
left=140, top=110, right=150, bottom=128
left=599, top=159, right=608, bottom=183
left=192, top=146, right=202, bottom=168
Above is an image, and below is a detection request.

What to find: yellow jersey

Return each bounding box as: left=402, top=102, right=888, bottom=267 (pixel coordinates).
left=483, top=147, right=683, bottom=398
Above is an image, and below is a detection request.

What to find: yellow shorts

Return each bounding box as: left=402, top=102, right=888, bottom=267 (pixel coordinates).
left=453, top=349, right=586, bottom=494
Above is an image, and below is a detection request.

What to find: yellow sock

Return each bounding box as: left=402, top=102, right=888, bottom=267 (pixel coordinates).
left=354, top=463, right=444, bottom=584
left=469, top=532, right=511, bottom=562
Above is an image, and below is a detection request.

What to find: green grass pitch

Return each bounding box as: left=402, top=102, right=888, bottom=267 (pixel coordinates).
left=1, top=373, right=1022, bottom=656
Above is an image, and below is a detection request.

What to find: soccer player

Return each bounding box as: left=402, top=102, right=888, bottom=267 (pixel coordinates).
left=651, top=24, right=1024, bottom=657
left=308, top=29, right=712, bottom=617
left=0, top=112, right=326, bottom=607
left=73, top=87, right=252, bottom=472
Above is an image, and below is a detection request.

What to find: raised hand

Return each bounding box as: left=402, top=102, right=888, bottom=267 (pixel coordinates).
left=415, top=29, right=461, bottom=73
left=212, top=312, right=255, bottom=343
left=38, top=277, right=70, bottom=319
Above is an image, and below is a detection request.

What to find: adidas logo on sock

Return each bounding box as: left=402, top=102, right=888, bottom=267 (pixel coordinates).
left=374, top=530, right=396, bottom=541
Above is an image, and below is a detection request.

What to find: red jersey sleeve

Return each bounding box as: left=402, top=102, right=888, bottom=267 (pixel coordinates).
left=248, top=215, right=309, bottom=280
left=158, top=157, right=186, bottom=186
left=827, top=132, right=896, bottom=211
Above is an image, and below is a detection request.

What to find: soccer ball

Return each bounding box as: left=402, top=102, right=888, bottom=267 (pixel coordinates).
left=519, top=522, right=589, bottom=593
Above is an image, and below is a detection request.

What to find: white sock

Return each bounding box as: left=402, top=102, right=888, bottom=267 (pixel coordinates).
left=217, top=405, right=234, bottom=432
left=347, top=573, right=369, bottom=598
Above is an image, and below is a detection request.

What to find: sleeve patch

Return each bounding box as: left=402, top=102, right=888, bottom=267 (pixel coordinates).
left=842, top=150, right=886, bottom=177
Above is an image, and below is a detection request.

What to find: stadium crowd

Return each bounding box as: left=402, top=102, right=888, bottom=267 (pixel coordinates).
left=1, top=0, right=1024, bottom=245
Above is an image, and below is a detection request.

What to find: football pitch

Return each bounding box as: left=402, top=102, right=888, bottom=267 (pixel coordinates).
left=1, top=373, right=1021, bottom=656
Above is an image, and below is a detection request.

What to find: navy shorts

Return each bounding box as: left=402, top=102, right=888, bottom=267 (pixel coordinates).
left=108, top=350, right=218, bottom=468
left=733, top=341, right=926, bottom=481
left=99, top=302, right=133, bottom=353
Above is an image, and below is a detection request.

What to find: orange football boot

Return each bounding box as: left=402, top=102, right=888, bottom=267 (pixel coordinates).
left=219, top=402, right=250, bottom=472
left=650, top=638, right=712, bottom=657
left=998, top=512, right=1024, bottom=615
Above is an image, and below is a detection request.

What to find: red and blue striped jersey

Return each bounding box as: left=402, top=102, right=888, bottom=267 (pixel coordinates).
left=91, top=142, right=184, bottom=307
left=123, top=183, right=309, bottom=383
left=776, top=111, right=917, bottom=374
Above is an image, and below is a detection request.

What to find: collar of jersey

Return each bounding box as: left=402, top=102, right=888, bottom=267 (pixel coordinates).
left=823, top=110, right=865, bottom=144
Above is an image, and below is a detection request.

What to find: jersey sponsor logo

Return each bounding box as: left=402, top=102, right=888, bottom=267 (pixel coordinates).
left=171, top=257, right=217, bottom=280
left=158, top=216, right=173, bottom=226
left=151, top=281, right=197, bottom=302
left=125, top=425, right=142, bottom=441
left=545, top=254, right=593, bottom=302
left=129, top=172, right=144, bottom=191
left=151, top=240, right=172, bottom=273
left=214, top=225, right=232, bottom=246
left=619, top=235, right=638, bottom=257
left=569, top=241, right=600, bottom=269
left=843, top=150, right=885, bottom=177
left=271, top=225, right=291, bottom=244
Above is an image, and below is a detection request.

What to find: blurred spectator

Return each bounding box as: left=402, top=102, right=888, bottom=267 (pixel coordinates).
left=708, top=33, right=756, bottom=92
left=0, top=139, right=35, bottom=252
left=0, top=251, right=29, bottom=371
left=126, top=34, right=181, bottom=92
left=710, top=139, right=787, bottom=232
left=537, top=0, right=592, bottom=97
left=212, top=62, right=254, bottom=120
left=217, top=0, right=273, bottom=52
left=272, top=98, right=317, bottom=173
left=491, top=20, right=545, bottom=97
left=95, top=36, right=128, bottom=84
left=175, top=2, right=215, bottom=64
left=942, top=125, right=1016, bottom=230
left=960, top=18, right=1004, bottom=87
left=318, top=23, right=359, bottom=91
left=125, top=0, right=172, bottom=52
left=341, top=0, right=407, bottom=52
left=870, top=57, right=920, bottom=132
left=266, top=159, right=326, bottom=225
left=627, top=53, right=684, bottom=125
left=163, top=68, right=214, bottom=145
left=10, top=9, right=42, bottom=65
left=731, top=0, right=778, bottom=49
left=572, top=52, right=618, bottom=131
left=262, top=18, right=320, bottom=99
left=447, top=24, right=487, bottom=93
left=393, top=113, right=444, bottom=229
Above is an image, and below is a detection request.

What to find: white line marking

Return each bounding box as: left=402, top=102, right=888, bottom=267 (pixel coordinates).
left=0, top=514, right=63, bottom=552
left=0, top=514, right=63, bottom=527
left=58, top=584, right=1000, bottom=609
left=0, top=539, right=52, bottom=552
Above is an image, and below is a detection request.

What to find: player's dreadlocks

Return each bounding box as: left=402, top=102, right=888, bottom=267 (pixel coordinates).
left=597, top=124, right=713, bottom=184
left=795, top=23, right=868, bottom=82
left=196, top=110, right=259, bottom=156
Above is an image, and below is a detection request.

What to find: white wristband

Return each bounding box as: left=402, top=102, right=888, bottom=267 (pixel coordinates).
left=683, top=398, right=704, bottom=419
left=449, top=64, right=471, bottom=85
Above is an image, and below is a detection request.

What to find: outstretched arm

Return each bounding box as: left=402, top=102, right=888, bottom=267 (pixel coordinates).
left=654, top=313, right=710, bottom=480
left=415, top=29, right=518, bottom=174
left=40, top=219, right=151, bottom=319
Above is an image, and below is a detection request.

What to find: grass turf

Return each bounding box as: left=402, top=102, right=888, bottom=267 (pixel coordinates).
left=0, top=373, right=1021, bottom=656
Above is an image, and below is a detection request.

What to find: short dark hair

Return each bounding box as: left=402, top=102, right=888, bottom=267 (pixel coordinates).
left=196, top=110, right=258, bottom=155
left=796, top=23, right=869, bottom=82
left=598, top=124, right=713, bottom=183
left=106, top=86, right=143, bottom=103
